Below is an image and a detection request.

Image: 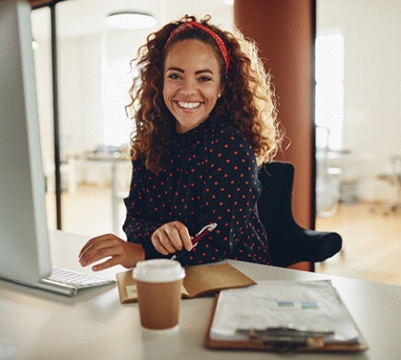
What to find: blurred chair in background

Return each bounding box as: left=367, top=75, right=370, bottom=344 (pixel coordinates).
left=377, top=155, right=401, bottom=216
left=315, top=125, right=342, bottom=218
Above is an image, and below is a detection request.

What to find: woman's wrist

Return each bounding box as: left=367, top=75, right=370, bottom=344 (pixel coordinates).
left=127, top=242, right=145, bottom=267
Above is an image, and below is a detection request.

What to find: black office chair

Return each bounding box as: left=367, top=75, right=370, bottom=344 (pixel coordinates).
left=258, top=161, right=342, bottom=268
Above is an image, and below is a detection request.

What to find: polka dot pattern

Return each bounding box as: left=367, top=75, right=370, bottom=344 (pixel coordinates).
left=123, top=118, right=270, bottom=266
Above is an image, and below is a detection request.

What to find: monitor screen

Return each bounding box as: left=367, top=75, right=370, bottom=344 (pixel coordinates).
left=0, top=0, right=51, bottom=283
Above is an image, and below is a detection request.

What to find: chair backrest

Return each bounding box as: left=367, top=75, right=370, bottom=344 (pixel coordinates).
left=257, top=161, right=342, bottom=267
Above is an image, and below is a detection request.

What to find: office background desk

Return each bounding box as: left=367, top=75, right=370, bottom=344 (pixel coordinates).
left=1, top=231, right=400, bottom=360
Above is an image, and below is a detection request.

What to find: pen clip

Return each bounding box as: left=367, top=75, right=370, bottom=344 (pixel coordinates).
left=194, top=223, right=217, bottom=239
left=194, top=222, right=217, bottom=237
left=170, top=222, right=217, bottom=260
left=191, top=222, right=217, bottom=248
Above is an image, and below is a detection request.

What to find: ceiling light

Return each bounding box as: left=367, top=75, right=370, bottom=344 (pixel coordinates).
left=106, top=12, right=157, bottom=30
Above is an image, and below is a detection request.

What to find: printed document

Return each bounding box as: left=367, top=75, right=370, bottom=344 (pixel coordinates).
left=210, top=280, right=360, bottom=343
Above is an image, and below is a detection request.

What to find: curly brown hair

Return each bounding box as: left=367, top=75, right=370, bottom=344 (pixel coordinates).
left=126, top=15, right=283, bottom=173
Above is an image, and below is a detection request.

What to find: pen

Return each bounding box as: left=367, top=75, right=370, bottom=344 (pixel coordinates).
left=170, top=222, right=218, bottom=260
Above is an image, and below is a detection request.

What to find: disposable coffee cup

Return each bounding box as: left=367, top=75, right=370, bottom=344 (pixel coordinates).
left=133, top=259, right=185, bottom=331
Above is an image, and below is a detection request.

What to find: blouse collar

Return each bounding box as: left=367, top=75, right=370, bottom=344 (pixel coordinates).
left=174, top=118, right=214, bottom=148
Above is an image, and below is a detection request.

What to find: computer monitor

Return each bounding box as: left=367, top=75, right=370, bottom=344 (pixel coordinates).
left=0, top=0, right=51, bottom=283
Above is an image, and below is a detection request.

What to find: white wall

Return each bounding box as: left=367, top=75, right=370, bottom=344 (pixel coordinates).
left=318, top=0, right=401, bottom=202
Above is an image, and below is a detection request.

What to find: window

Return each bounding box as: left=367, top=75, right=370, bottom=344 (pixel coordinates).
left=103, top=60, right=133, bottom=146
left=315, top=32, right=344, bottom=150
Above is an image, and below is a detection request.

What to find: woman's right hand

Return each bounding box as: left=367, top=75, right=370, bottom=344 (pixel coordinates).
left=151, top=221, right=193, bottom=256
left=79, top=233, right=145, bottom=271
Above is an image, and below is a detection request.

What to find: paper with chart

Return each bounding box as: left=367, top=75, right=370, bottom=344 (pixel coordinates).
left=210, top=280, right=361, bottom=343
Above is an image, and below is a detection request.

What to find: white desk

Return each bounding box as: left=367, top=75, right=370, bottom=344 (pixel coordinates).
left=1, top=231, right=400, bottom=360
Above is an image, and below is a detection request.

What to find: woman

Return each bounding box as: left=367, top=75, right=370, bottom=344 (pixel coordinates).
left=79, top=15, right=282, bottom=271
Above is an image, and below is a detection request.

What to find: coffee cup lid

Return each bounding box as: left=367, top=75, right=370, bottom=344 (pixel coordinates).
left=133, top=259, right=185, bottom=283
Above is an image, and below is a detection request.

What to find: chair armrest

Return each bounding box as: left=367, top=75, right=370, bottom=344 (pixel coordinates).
left=266, top=224, right=342, bottom=268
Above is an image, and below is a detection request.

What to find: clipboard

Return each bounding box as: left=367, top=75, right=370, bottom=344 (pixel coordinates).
left=205, top=280, right=368, bottom=353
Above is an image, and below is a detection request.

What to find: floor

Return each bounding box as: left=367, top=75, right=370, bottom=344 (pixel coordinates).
left=46, top=185, right=127, bottom=239
left=47, top=186, right=401, bottom=287
left=315, top=202, right=401, bottom=287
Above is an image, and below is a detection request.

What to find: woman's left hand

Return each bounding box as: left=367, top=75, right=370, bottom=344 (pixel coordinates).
left=151, top=221, right=193, bottom=256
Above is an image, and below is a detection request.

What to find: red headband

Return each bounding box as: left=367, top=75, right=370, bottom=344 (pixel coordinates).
left=164, top=21, right=230, bottom=75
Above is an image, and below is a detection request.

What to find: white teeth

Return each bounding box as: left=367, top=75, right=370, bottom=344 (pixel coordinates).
left=178, top=101, right=201, bottom=109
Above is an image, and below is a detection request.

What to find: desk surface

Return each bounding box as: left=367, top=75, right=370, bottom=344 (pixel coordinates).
left=1, top=231, right=400, bottom=360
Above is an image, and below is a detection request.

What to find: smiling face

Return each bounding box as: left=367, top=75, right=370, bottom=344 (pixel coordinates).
left=163, top=39, right=223, bottom=134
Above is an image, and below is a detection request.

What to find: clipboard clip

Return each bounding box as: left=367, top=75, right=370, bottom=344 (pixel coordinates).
left=236, top=326, right=335, bottom=352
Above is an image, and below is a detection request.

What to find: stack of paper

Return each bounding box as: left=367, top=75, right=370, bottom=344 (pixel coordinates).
left=210, top=280, right=361, bottom=344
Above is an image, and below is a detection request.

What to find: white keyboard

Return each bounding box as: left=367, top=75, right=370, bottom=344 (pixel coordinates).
left=43, top=267, right=116, bottom=291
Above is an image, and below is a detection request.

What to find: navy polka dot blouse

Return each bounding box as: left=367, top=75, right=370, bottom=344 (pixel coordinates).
left=123, top=117, right=270, bottom=266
